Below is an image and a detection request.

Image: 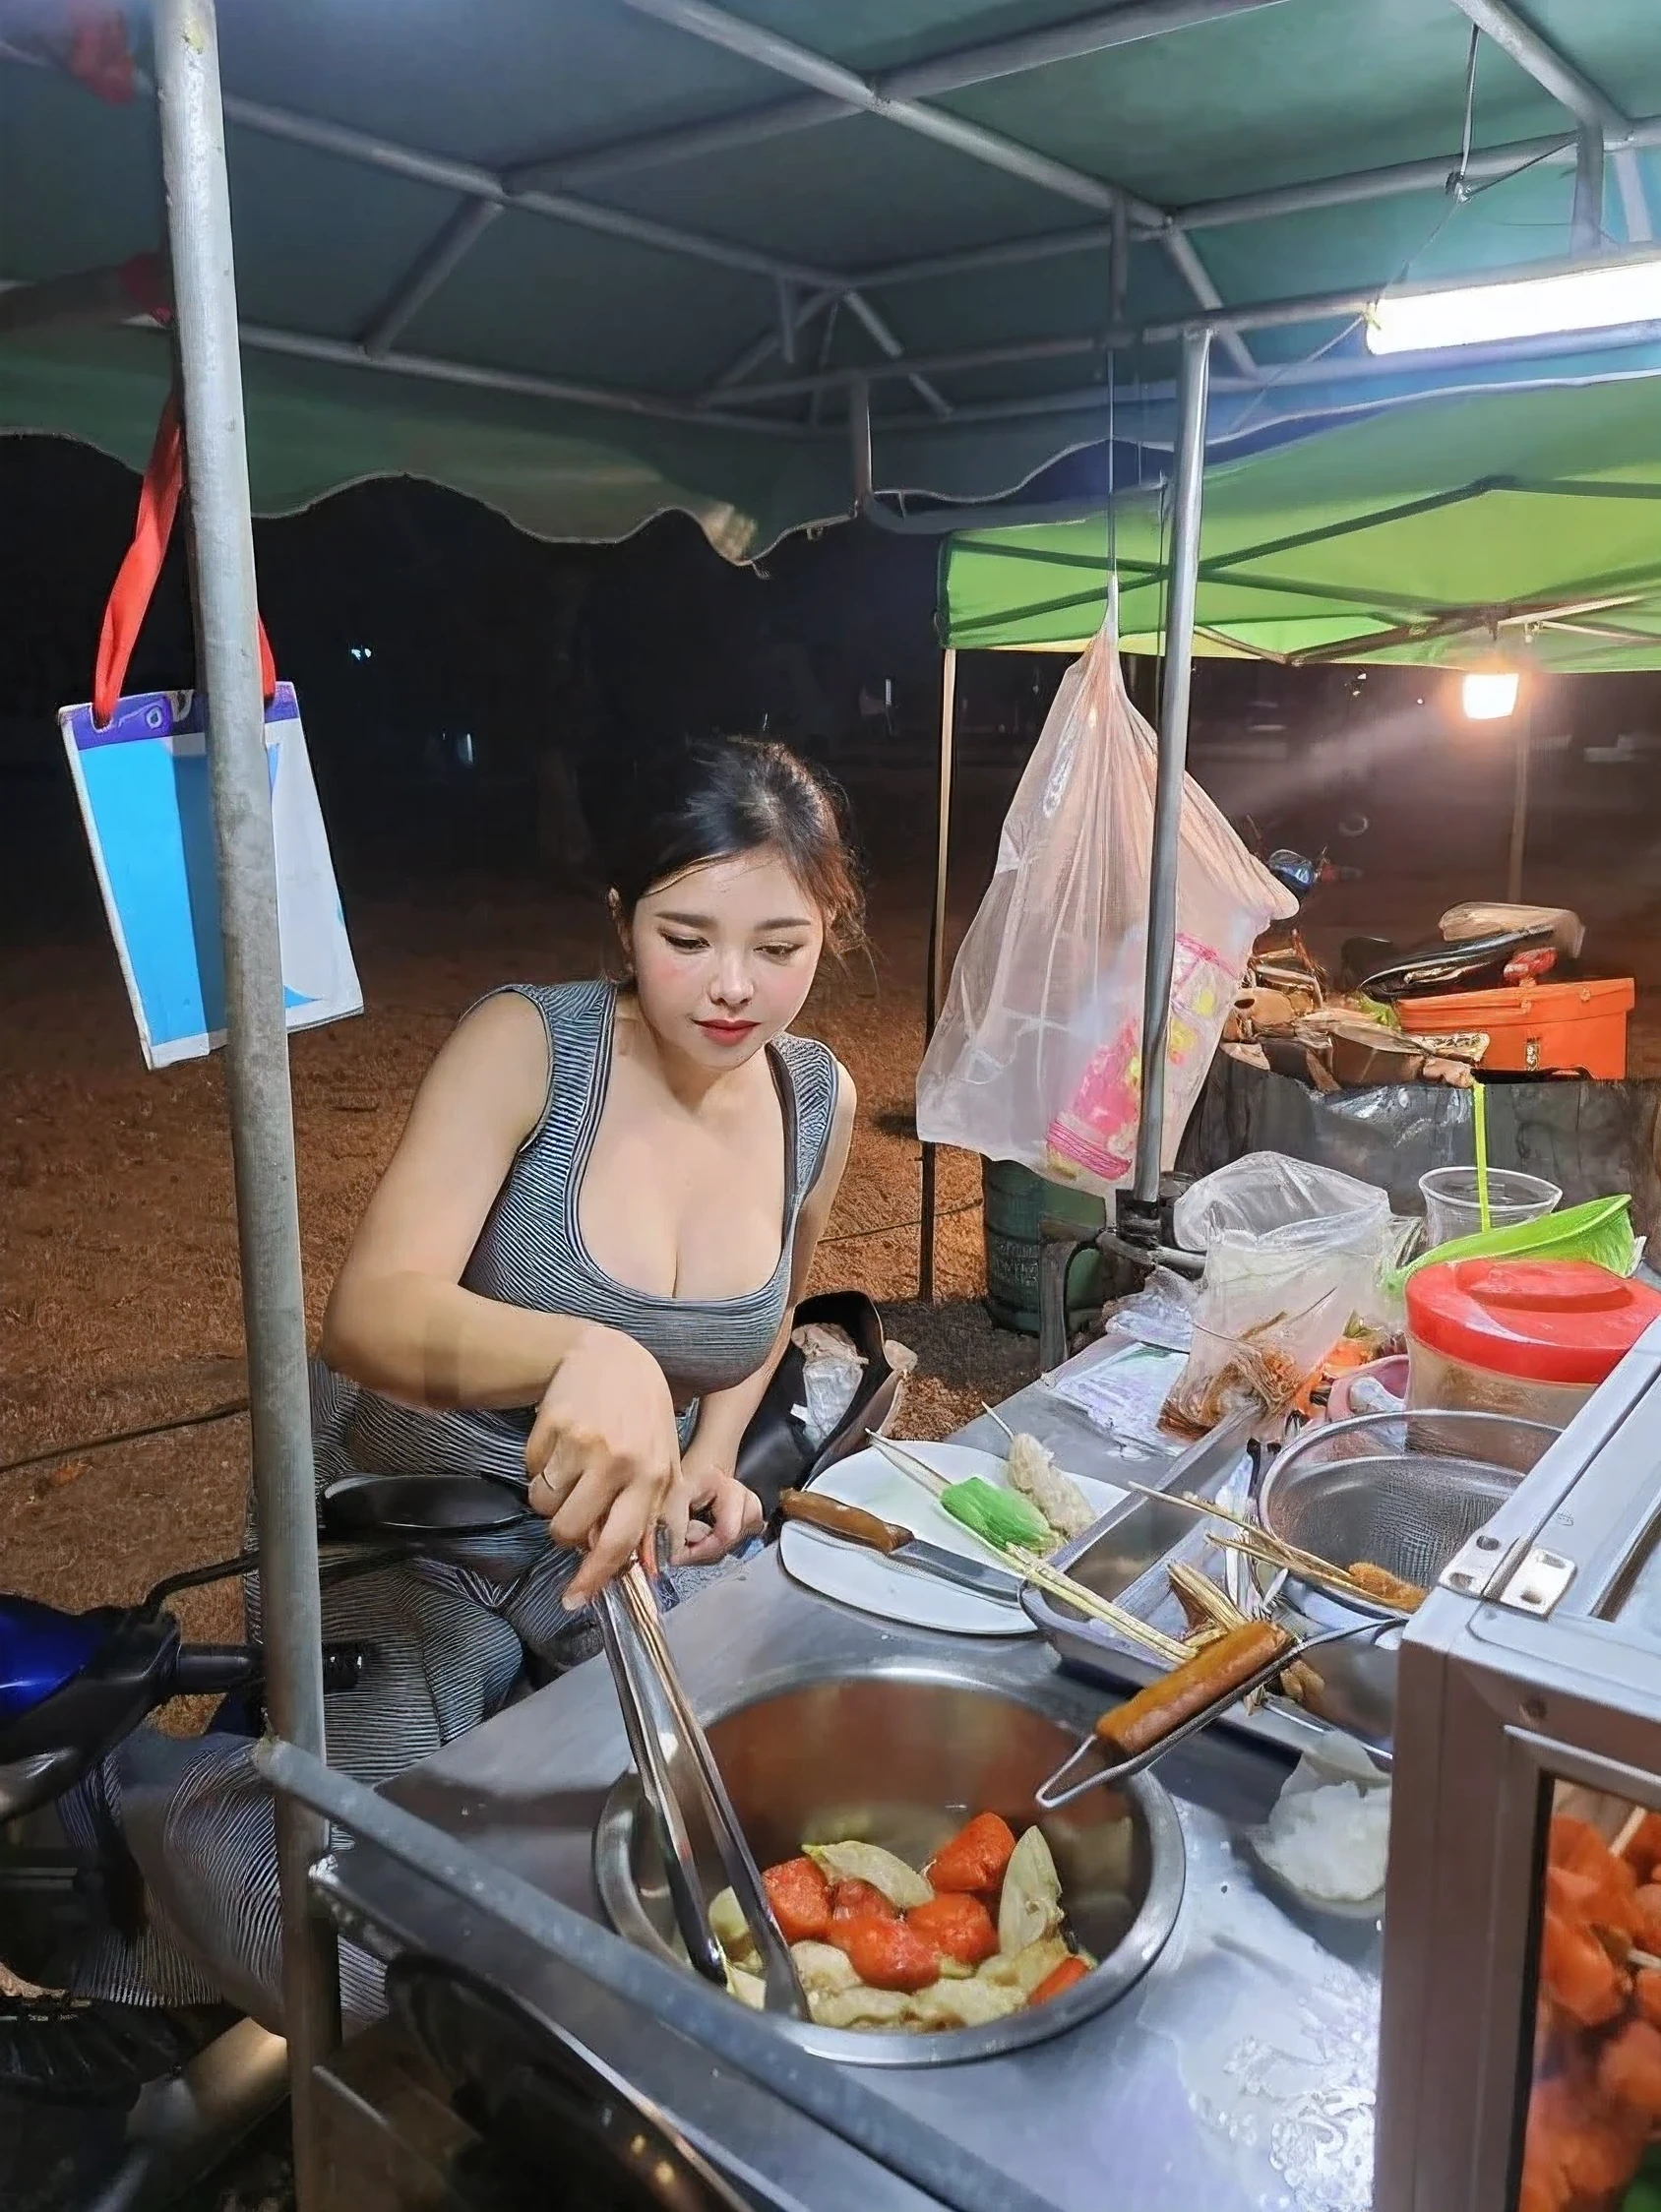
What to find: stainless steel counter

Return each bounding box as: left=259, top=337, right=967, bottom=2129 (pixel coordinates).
left=324, top=1370, right=1385, bottom=2212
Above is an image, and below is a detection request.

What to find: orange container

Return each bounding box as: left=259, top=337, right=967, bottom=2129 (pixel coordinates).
left=1395, top=976, right=1634, bottom=1078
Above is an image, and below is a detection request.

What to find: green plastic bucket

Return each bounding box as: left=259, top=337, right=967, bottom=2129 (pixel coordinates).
left=981, top=1158, right=1106, bottom=1336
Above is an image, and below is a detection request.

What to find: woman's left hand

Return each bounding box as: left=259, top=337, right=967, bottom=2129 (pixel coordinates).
left=673, top=1462, right=765, bottom=1567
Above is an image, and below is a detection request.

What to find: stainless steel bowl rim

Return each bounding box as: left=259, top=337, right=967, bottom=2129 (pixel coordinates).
left=593, top=1655, right=1188, bottom=2069
left=1256, top=1407, right=1563, bottom=1624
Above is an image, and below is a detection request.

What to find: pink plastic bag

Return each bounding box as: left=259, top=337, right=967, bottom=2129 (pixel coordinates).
left=916, top=623, right=1295, bottom=1195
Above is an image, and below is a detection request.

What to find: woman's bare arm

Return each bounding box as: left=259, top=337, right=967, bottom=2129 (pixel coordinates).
left=321, top=992, right=601, bottom=1410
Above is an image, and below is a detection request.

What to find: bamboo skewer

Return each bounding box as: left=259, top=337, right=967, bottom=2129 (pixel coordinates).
left=1169, top=1560, right=1248, bottom=1633
left=1209, top=1533, right=1415, bottom=1618
left=1167, top=1561, right=1323, bottom=1708
left=1008, top=1548, right=1190, bottom=1665
left=866, top=1434, right=1188, bottom=1665
left=1114, top=1474, right=1398, bottom=1610
left=1614, top=1806, right=1648, bottom=1861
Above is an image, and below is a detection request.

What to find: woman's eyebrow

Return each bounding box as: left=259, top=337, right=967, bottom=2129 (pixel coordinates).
left=655, top=910, right=815, bottom=931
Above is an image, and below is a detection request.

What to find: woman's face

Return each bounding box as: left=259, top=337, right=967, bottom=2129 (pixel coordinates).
left=623, top=846, right=827, bottom=1070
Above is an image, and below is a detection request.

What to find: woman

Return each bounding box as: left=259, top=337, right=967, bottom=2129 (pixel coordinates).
left=56, top=734, right=860, bottom=2032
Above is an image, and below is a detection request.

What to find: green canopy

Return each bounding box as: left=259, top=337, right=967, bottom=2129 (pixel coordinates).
left=4, top=0, right=1661, bottom=556
left=939, top=374, right=1661, bottom=669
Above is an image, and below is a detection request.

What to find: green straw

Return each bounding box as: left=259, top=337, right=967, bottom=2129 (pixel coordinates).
left=1473, top=1078, right=1492, bottom=1232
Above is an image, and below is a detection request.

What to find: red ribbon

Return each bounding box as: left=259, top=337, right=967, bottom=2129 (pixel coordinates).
left=66, top=10, right=136, bottom=105
left=93, top=390, right=276, bottom=727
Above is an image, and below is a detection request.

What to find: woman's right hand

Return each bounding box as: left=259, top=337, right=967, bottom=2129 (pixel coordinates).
left=523, top=1322, right=688, bottom=1608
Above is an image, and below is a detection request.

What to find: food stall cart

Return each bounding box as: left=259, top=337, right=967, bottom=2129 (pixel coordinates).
left=254, top=1319, right=1661, bottom=2212
left=8, top=4, right=1661, bottom=2207
left=267, top=1358, right=1384, bottom=2212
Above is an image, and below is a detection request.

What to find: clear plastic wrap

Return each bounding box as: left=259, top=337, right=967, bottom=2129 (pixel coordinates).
left=1164, top=1153, right=1408, bottom=1432
left=1163, top=1248, right=1357, bottom=1435
left=788, top=1321, right=866, bottom=1447
left=1173, top=1153, right=1392, bottom=1253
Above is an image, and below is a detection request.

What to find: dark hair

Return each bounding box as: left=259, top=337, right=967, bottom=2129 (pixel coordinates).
left=600, top=736, right=864, bottom=953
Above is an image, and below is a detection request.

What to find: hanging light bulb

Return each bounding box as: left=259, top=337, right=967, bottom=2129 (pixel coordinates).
left=1462, top=667, right=1520, bottom=721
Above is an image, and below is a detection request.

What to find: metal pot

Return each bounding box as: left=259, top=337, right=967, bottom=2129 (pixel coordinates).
left=594, top=1663, right=1186, bottom=2067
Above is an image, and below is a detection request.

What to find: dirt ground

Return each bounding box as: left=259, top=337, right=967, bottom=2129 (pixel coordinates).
left=0, top=866, right=1040, bottom=1653
left=7, top=785, right=1661, bottom=1659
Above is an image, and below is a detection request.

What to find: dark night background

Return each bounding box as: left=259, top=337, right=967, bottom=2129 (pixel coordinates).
left=5, top=430, right=1661, bottom=952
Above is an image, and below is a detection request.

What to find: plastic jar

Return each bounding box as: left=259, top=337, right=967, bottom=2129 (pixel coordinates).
left=1406, top=1259, right=1661, bottom=1429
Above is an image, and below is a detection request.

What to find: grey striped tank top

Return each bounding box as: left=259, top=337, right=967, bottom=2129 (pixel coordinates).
left=316, top=980, right=840, bottom=1492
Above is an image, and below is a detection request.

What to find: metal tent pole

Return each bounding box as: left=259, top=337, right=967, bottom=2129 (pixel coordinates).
left=1572, top=125, right=1607, bottom=254
left=1507, top=705, right=1532, bottom=904
left=152, top=3, right=341, bottom=2201
left=1131, top=328, right=1212, bottom=1212
left=919, top=647, right=958, bottom=1301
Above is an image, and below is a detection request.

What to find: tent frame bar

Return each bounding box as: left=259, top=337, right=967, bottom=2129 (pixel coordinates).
left=608, top=0, right=1260, bottom=377
left=536, top=0, right=1290, bottom=193
left=715, top=243, right=1661, bottom=408
left=919, top=648, right=958, bottom=1302
left=9, top=32, right=1660, bottom=429
left=843, top=109, right=1661, bottom=295
left=360, top=200, right=506, bottom=357
left=1448, top=0, right=1650, bottom=243
left=0, top=275, right=825, bottom=436
left=152, top=3, right=341, bottom=2206
left=207, top=83, right=947, bottom=414
left=1133, top=329, right=1211, bottom=1205
left=0, top=32, right=946, bottom=412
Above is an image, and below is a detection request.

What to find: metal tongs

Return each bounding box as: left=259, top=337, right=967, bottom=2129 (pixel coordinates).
left=1034, top=1618, right=1382, bottom=1811
left=596, top=1544, right=809, bottom=2019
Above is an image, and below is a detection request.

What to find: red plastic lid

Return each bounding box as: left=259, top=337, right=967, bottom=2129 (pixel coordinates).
left=1406, top=1259, right=1661, bottom=1385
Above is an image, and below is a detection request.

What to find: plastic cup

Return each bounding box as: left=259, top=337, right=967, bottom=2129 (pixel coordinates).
left=1418, top=1166, right=1562, bottom=1248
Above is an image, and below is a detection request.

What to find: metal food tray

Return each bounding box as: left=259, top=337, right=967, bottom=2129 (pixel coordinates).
left=1020, top=1424, right=1396, bottom=1770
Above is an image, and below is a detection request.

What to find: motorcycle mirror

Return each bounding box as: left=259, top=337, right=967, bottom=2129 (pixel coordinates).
left=319, top=1472, right=532, bottom=1540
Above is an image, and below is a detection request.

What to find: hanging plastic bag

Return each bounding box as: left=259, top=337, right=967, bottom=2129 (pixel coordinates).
left=916, top=622, right=1295, bottom=1191
left=57, top=391, right=361, bottom=1070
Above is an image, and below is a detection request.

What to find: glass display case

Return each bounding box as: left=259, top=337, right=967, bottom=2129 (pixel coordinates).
left=1376, top=1321, right=1661, bottom=2212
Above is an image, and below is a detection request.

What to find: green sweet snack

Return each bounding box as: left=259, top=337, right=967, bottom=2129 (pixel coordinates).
left=941, top=1476, right=1053, bottom=1555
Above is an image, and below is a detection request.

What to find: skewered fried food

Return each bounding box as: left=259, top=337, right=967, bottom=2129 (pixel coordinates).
left=1005, top=1431, right=1098, bottom=1543
left=1095, top=1621, right=1294, bottom=1759
left=1345, top=1561, right=1427, bottom=1611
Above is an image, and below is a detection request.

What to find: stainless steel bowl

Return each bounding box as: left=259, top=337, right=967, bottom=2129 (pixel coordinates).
left=594, top=1664, right=1186, bottom=2067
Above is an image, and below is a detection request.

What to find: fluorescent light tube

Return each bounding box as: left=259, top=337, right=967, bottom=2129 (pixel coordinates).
left=1368, top=254, right=1661, bottom=354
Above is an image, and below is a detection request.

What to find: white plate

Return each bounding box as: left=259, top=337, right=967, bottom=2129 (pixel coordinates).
left=778, top=1441, right=1126, bottom=1637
